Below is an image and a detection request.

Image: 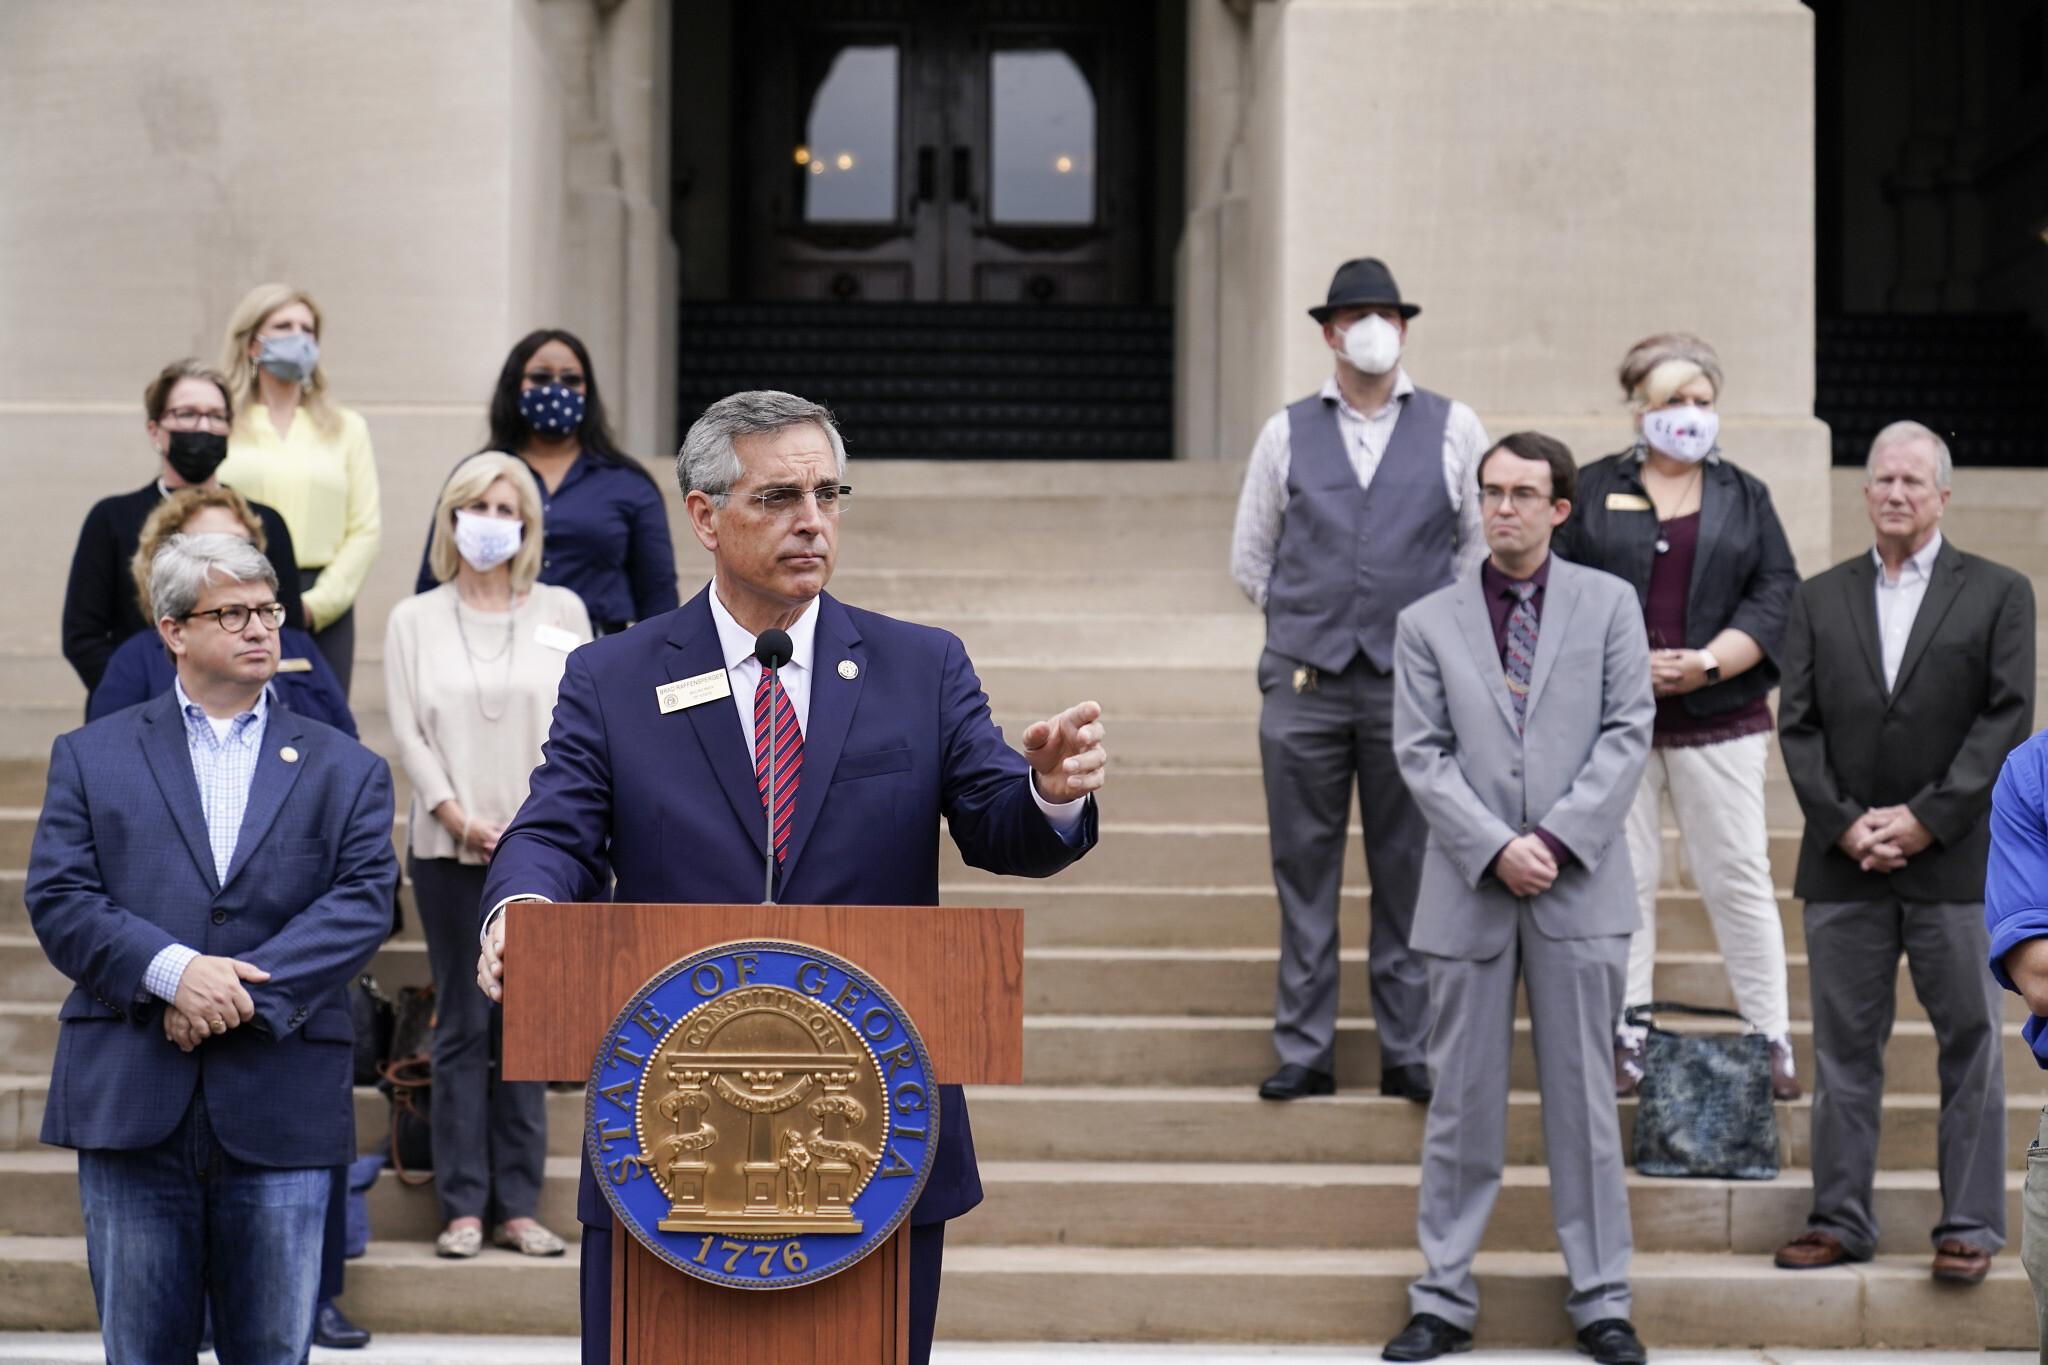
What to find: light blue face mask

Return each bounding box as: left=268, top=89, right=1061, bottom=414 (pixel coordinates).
left=257, top=332, right=320, bottom=384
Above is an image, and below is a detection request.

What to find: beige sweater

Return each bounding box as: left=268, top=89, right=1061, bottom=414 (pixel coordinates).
left=384, top=582, right=592, bottom=863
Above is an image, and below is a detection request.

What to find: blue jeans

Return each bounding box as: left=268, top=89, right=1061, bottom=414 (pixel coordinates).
left=77, top=1093, right=329, bottom=1365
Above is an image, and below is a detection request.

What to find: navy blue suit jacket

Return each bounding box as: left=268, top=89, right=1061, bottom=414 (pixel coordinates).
left=485, top=585, right=1098, bottom=1225
left=28, top=689, right=398, bottom=1167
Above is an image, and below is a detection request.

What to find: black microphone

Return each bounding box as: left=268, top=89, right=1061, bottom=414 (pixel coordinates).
left=754, top=629, right=794, bottom=903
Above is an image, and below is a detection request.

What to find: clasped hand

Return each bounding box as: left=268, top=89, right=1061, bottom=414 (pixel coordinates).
left=1649, top=649, right=1708, bottom=698
left=1835, top=804, right=1933, bottom=874
left=163, top=954, right=271, bottom=1053
left=1494, top=833, right=1559, bottom=898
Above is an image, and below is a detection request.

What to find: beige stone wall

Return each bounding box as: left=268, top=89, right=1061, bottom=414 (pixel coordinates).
left=1179, top=0, right=1833, bottom=573
left=0, top=0, right=676, bottom=755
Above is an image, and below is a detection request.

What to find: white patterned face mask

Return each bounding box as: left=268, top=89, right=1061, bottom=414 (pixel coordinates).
left=454, top=510, right=523, bottom=571
left=1339, top=314, right=1402, bottom=376
left=1641, top=405, right=1719, bottom=463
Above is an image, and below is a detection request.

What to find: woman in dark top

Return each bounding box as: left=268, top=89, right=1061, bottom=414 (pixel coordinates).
left=61, top=359, right=303, bottom=701
left=415, top=330, right=677, bottom=632
left=1554, top=334, right=1802, bottom=1101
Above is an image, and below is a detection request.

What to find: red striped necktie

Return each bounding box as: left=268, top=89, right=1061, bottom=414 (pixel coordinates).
left=753, top=669, right=803, bottom=864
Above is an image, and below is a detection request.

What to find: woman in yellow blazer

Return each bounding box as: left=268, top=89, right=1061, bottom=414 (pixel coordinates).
left=217, top=283, right=381, bottom=695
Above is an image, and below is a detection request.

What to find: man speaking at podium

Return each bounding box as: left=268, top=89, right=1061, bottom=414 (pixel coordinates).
left=476, top=390, right=1105, bottom=1364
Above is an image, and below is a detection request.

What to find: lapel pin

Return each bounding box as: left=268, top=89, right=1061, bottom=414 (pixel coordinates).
left=838, top=660, right=859, bottom=680
left=279, top=746, right=299, bottom=764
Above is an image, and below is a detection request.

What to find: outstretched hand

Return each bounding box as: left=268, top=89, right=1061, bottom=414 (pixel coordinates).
left=1022, top=700, right=1107, bottom=805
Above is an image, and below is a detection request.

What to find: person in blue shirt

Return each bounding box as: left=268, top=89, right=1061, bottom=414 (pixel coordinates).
left=415, top=330, right=678, bottom=633
left=1985, top=734, right=2048, bottom=1346
left=88, top=487, right=355, bottom=735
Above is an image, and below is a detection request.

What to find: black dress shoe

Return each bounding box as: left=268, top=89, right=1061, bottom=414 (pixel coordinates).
left=1382, top=1312, right=1473, bottom=1361
left=1576, top=1318, right=1646, bottom=1365
left=1380, top=1062, right=1434, bottom=1103
left=1258, top=1063, right=1335, bottom=1100
left=314, top=1298, right=372, bottom=1349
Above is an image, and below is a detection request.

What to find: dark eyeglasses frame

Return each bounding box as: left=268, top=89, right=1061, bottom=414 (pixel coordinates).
left=182, top=602, right=289, bottom=633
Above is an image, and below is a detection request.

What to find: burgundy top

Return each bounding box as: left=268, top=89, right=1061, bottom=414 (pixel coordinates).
left=1644, top=511, right=1773, bottom=748
left=1476, top=554, right=1574, bottom=872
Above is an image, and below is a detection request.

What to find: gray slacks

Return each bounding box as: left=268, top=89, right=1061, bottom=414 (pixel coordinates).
left=1803, top=897, right=2007, bottom=1255
left=411, top=856, right=549, bottom=1225
left=2023, top=1106, right=2048, bottom=1363
left=1258, top=650, right=1430, bottom=1073
left=1411, top=908, right=1633, bottom=1331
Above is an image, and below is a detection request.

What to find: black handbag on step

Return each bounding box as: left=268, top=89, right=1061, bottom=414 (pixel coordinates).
left=1627, top=1001, right=1779, bottom=1180
left=377, top=984, right=437, bottom=1185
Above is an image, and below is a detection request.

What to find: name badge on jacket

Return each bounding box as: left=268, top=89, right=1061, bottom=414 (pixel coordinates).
left=656, top=669, right=733, bottom=714
left=1605, top=493, right=1654, bottom=512
left=534, top=624, right=582, bottom=653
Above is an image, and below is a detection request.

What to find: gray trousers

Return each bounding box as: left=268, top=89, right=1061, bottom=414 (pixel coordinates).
left=411, top=856, right=549, bottom=1225
left=1412, top=910, right=1633, bottom=1331
left=2023, top=1106, right=2048, bottom=1363
left=1803, top=898, right=2006, bottom=1255
left=1259, top=650, right=1430, bottom=1073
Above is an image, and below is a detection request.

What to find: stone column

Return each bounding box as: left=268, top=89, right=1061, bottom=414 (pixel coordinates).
left=1178, top=0, right=1831, bottom=573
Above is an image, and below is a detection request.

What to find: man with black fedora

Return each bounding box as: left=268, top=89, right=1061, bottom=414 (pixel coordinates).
left=1231, top=256, right=1491, bottom=1103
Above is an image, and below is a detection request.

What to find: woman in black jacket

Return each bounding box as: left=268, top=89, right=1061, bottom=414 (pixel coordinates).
left=1554, top=334, right=1802, bottom=1101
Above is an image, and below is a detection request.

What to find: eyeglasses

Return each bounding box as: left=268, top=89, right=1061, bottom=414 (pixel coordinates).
left=741, top=484, right=853, bottom=518
left=183, top=602, right=288, bottom=633
left=1480, top=487, right=1556, bottom=510
left=523, top=369, right=586, bottom=389
left=161, top=408, right=231, bottom=432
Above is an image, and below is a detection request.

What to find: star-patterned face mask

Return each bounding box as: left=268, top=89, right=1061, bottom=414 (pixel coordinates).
left=519, top=382, right=587, bottom=436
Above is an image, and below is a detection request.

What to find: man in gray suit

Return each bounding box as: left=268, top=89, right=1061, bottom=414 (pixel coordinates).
left=1383, top=432, right=1654, bottom=1365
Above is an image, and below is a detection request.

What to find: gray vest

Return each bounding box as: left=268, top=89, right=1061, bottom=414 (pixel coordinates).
left=1264, top=387, right=1457, bottom=674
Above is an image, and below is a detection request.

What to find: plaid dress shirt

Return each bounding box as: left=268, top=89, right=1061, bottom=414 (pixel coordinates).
left=139, top=681, right=271, bottom=1001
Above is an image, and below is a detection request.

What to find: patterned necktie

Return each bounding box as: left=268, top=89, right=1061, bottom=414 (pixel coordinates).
left=1503, top=580, right=1540, bottom=731
left=753, top=669, right=804, bottom=864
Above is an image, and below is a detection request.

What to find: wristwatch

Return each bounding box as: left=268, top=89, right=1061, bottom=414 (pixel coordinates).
left=1697, top=649, right=1722, bottom=683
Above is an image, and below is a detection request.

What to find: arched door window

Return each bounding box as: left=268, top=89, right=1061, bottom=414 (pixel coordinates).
left=800, top=45, right=900, bottom=223
left=988, top=49, right=1095, bottom=225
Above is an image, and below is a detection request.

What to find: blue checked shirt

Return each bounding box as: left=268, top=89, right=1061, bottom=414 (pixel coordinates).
left=139, top=681, right=272, bottom=1002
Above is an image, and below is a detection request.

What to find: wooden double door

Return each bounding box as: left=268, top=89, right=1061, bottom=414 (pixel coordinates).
left=735, top=0, right=1153, bottom=304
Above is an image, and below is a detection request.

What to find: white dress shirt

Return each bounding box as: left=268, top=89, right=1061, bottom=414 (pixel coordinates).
left=1873, top=531, right=1942, bottom=692
left=1230, top=369, right=1491, bottom=607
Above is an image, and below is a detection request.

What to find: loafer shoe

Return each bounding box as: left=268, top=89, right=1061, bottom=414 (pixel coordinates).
left=1382, top=1312, right=1473, bottom=1361
left=1933, top=1238, right=1991, bottom=1283
left=313, top=1298, right=371, bottom=1349
left=1380, top=1063, right=1433, bottom=1104
left=1774, top=1229, right=1865, bottom=1269
left=1769, top=1037, right=1801, bottom=1101
left=1576, top=1318, right=1647, bottom=1365
left=494, top=1221, right=568, bottom=1256
left=436, top=1224, right=484, bottom=1258
left=1258, top=1063, right=1335, bottom=1101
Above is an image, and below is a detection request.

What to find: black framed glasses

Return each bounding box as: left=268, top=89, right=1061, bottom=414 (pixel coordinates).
left=160, top=408, right=231, bottom=432
left=183, top=602, right=288, bottom=633
left=743, top=484, right=853, bottom=518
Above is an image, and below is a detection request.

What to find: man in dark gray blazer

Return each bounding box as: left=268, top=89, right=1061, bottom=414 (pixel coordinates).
left=1384, top=432, right=1654, bottom=1365
left=1775, top=420, right=2034, bottom=1284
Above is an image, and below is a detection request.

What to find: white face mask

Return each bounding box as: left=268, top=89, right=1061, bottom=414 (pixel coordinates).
left=1640, top=405, right=1719, bottom=464
left=1339, top=314, right=1403, bottom=376
left=453, top=510, right=523, bottom=572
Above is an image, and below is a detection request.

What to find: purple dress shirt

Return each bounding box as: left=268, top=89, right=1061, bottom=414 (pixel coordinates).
left=1476, top=555, right=1576, bottom=872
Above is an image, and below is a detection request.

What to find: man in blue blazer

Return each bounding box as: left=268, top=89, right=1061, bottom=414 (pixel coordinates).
left=478, top=391, right=1106, bottom=1365
left=28, top=533, right=397, bottom=1365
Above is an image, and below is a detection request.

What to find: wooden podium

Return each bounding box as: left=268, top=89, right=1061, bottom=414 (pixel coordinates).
left=499, top=903, right=1024, bottom=1365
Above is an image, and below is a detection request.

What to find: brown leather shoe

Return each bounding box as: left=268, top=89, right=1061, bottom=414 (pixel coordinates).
left=1933, top=1238, right=1991, bottom=1284
left=1769, top=1038, right=1801, bottom=1101
left=1774, top=1230, right=1864, bottom=1269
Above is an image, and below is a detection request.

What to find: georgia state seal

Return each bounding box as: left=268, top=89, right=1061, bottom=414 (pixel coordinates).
left=586, top=939, right=938, bottom=1290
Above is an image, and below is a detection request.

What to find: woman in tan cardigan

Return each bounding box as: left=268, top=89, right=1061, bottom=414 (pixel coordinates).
left=384, top=451, right=589, bottom=1259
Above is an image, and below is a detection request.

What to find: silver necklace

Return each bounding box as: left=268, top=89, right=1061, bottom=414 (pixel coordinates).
left=454, top=594, right=516, bottom=721
left=1651, top=465, right=1705, bottom=554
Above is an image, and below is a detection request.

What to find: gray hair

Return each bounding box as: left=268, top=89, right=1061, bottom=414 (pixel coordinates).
left=1866, top=419, right=1953, bottom=490
left=149, top=533, right=279, bottom=624
left=675, top=391, right=848, bottom=503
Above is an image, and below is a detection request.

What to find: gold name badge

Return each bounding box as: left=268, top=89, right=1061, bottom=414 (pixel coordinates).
left=1605, top=493, right=1654, bottom=512
left=657, top=669, right=734, bottom=715
left=275, top=657, right=313, bottom=673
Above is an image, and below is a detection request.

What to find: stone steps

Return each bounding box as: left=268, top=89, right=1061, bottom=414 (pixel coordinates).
left=0, top=1147, right=2018, bottom=1260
